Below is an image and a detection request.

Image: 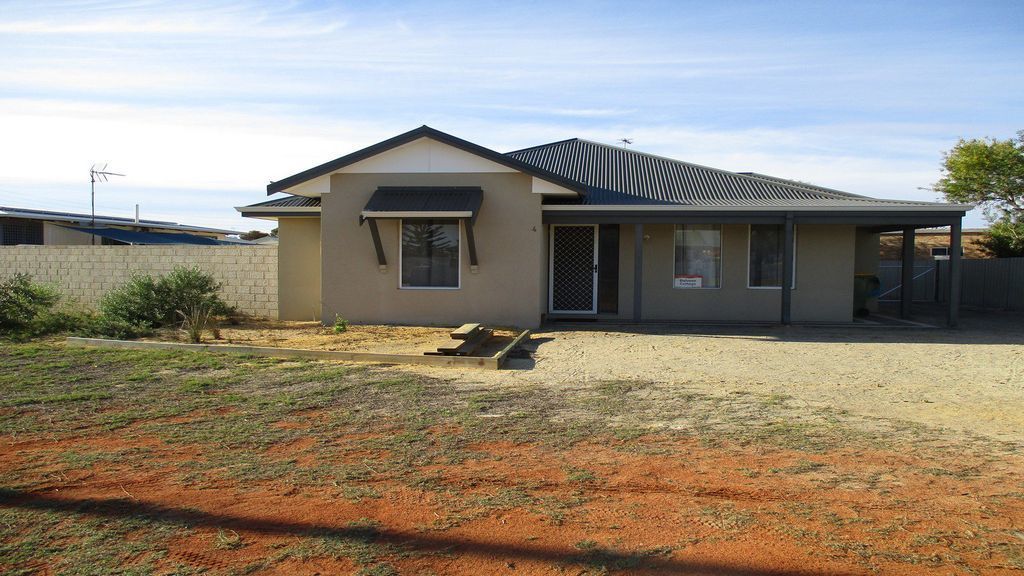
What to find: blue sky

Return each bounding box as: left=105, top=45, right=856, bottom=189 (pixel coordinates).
left=1, top=1, right=1021, bottom=232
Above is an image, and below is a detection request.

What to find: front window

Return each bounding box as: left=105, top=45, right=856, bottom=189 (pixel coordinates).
left=748, top=224, right=796, bottom=288
left=400, top=219, right=460, bottom=288
left=673, top=225, right=721, bottom=288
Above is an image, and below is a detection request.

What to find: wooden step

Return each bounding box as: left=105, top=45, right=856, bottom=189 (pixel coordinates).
left=434, top=328, right=493, bottom=356
left=449, top=323, right=482, bottom=340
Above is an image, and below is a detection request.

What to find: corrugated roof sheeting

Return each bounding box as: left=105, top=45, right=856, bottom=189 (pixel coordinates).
left=507, top=139, right=941, bottom=208
left=245, top=195, right=321, bottom=208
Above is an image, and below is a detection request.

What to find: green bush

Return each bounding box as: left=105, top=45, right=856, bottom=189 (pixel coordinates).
left=981, top=217, right=1024, bottom=258
left=100, top=266, right=232, bottom=329
left=0, top=273, right=152, bottom=340
left=161, top=266, right=233, bottom=318
left=0, top=274, right=60, bottom=332
left=90, top=315, right=152, bottom=340
left=333, top=314, right=349, bottom=334
left=98, top=273, right=164, bottom=328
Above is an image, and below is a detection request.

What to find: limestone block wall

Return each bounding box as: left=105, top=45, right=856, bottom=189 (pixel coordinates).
left=0, top=245, right=278, bottom=318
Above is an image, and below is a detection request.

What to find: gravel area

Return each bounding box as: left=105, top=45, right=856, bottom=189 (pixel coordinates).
left=409, top=307, right=1024, bottom=444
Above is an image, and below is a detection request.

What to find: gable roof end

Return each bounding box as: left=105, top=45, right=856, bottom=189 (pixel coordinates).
left=266, top=126, right=587, bottom=195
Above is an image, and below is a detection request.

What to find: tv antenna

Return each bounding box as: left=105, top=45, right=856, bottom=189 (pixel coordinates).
left=618, top=138, right=633, bottom=147
left=89, top=164, right=125, bottom=245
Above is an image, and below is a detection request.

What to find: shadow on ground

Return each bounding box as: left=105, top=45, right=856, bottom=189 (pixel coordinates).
left=0, top=488, right=855, bottom=575
left=538, top=304, right=1024, bottom=346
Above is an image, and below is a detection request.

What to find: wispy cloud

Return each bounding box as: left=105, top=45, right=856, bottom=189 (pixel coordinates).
left=1, top=0, right=1021, bottom=230
left=0, top=1, right=348, bottom=37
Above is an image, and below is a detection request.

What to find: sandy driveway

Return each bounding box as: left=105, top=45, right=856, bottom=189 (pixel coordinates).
left=410, top=308, right=1024, bottom=444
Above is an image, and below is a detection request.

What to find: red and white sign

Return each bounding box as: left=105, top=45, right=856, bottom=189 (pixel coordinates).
left=674, top=275, right=702, bottom=288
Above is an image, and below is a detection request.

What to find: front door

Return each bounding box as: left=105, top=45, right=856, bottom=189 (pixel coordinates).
left=549, top=224, right=598, bottom=314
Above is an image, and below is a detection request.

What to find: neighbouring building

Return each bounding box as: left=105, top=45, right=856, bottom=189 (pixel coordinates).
left=0, top=206, right=241, bottom=245
left=238, top=126, right=970, bottom=327
left=880, top=227, right=989, bottom=260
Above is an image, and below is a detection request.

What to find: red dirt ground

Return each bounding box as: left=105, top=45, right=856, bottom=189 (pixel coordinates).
left=3, top=428, right=1023, bottom=575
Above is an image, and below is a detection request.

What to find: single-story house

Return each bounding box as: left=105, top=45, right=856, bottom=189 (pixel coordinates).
left=880, top=226, right=988, bottom=260
left=238, top=126, right=970, bottom=328
left=0, top=206, right=241, bottom=245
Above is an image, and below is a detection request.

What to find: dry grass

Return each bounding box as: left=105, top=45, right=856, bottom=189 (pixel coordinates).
left=0, top=338, right=1022, bottom=575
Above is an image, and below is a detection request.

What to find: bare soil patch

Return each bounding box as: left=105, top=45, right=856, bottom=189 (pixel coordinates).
left=144, top=319, right=517, bottom=357
left=3, top=431, right=1022, bottom=575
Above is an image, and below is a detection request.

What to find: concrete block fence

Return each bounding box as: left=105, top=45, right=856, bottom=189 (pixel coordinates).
left=0, top=245, right=278, bottom=318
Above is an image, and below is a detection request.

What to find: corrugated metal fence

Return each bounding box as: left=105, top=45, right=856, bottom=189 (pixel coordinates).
left=879, top=258, right=1024, bottom=310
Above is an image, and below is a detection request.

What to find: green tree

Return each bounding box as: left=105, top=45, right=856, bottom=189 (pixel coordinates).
left=935, top=131, right=1024, bottom=257
left=240, top=230, right=268, bottom=241
left=979, top=217, right=1024, bottom=258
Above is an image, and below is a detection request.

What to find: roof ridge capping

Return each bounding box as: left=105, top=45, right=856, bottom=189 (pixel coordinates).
left=266, top=126, right=587, bottom=195
left=503, top=137, right=581, bottom=156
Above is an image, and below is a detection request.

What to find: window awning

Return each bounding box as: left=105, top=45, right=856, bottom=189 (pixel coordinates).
left=359, top=187, right=483, bottom=268
left=360, top=187, right=483, bottom=222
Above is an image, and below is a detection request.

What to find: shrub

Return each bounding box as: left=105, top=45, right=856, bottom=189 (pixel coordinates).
left=161, top=266, right=233, bottom=318
left=99, top=273, right=164, bottom=328
left=90, top=316, right=152, bottom=340
left=100, top=266, right=232, bottom=329
left=178, top=302, right=214, bottom=343
left=0, top=274, right=60, bottom=332
left=333, top=314, right=349, bottom=334
left=981, top=217, right=1024, bottom=258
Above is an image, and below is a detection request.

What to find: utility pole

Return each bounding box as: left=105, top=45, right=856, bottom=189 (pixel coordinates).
left=89, top=164, right=124, bottom=245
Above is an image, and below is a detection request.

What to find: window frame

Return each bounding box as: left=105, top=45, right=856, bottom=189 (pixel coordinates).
left=398, top=218, right=462, bottom=290
left=672, top=224, right=723, bottom=290
left=746, top=224, right=797, bottom=290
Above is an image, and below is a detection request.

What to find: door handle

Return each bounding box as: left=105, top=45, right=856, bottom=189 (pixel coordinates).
left=593, top=264, right=599, bottom=273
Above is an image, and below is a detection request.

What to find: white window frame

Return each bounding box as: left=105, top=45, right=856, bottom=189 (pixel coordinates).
left=672, top=224, right=722, bottom=290
left=398, top=218, right=462, bottom=290
left=746, top=224, right=797, bottom=290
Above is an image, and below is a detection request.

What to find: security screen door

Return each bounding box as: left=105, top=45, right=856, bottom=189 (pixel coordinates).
left=549, top=225, right=598, bottom=314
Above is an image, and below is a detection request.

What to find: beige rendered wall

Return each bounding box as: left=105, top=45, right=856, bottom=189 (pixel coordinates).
left=277, top=218, right=322, bottom=321
left=43, top=223, right=94, bottom=245
left=855, top=228, right=880, bottom=274
left=638, top=224, right=854, bottom=323
left=791, top=224, right=855, bottom=322
left=0, top=245, right=277, bottom=318
left=320, top=172, right=544, bottom=328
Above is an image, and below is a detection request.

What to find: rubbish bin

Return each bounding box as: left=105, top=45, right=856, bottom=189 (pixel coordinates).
left=853, top=274, right=881, bottom=317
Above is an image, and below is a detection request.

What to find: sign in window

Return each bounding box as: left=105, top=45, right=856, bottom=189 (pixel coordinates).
left=673, top=225, right=721, bottom=289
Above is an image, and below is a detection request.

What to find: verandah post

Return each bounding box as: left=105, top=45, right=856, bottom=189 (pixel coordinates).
left=633, top=223, right=643, bottom=322
left=901, top=226, right=916, bottom=319
left=948, top=219, right=962, bottom=327
left=781, top=213, right=794, bottom=325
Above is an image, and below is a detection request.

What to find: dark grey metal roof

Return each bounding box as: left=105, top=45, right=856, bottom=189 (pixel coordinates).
left=361, top=187, right=483, bottom=220
left=735, top=172, right=867, bottom=199
left=506, top=139, right=951, bottom=209
left=244, top=195, right=321, bottom=208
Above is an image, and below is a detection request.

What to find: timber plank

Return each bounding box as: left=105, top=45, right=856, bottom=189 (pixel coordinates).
left=450, top=323, right=482, bottom=340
